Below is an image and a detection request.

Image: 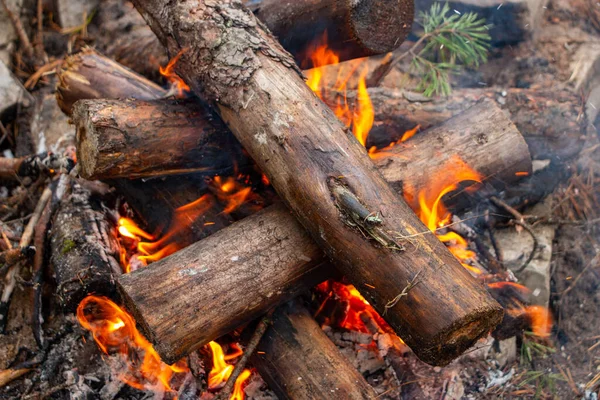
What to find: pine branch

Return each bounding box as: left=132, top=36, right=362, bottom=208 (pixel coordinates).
left=367, top=2, right=491, bottom=96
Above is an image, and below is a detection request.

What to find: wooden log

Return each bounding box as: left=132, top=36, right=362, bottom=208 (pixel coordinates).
left=251, top=299, right=378, bottom=400
left=55, top=49, right=232, bottom=236
left=55, top=48, right=166, bottom=116
left=117, top=102, right=524, bottom=365
left=72, top=98, right=243, bottom=180
left=244, top=0, right=414, bottom=67
left=50, top=177, right=122, bottom=311
left=131, top=0, right=503, bottom=366
left=72, top=86, right=577, bottom=182
left=74, top=97, right=531, bottom=192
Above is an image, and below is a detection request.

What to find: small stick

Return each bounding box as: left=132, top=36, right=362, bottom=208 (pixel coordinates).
left=32, top=196, right=53, bottom=349
left=215, top=310, right=274, bottom=400
left=0, top=187, right=51, bottom=333
left=490, top=196, right=539, bottom=273
left=0, top=0, right=34, bottom=59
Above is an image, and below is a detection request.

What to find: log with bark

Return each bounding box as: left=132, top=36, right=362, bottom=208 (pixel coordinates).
left=251, top=299, right=379, bottom=400
left=72, top=99, right=243, bottom=179
left=55, top=49, right=234, bottom=236
left=117, top=101, right=528, bottom=365
left=71, top=85, right=578, bottom=182
left=73, top=97, right=531, bottom=193
left=243, top=0, right=414, bottom=67
left=131, top=0, right=503, bottom=366
left=50, top=177, right=122, bottom=311
left=55, top=48, right=166, bottom=116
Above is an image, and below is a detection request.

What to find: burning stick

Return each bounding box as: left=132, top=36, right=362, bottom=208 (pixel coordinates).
left=116, top=104, right=530, bottom=366
left=244, top=0, right=414, bottom=67
left=251, top=299, right=379, bottom=400
left=130, top=0, right=502, bottom=366
left=0, top=153, right=74, bottom=181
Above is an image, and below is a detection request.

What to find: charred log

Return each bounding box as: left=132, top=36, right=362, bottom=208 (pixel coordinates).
left=50, top=177, right=122, bottom=311
left=116, top=101, right=528, bottom=365
left=252, top=299, right=379, bottom=400
left=0, top=153, right=73, bottom=181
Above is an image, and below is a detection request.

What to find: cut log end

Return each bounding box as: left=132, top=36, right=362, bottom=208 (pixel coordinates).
left=350, top=0, right=415, bottom=55
left=418, top=304, right=504, bottom=366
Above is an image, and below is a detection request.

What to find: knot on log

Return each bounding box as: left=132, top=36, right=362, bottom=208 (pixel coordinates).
left=328, top=177, right=404, bottom=251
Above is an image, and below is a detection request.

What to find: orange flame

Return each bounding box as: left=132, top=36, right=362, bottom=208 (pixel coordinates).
left=526, top=305, right=553, bottom=338
left=77, top=296, right=188, bottom=394
left=231, top=370, right=252, bottom=400
left=408, top=155, right=483, bottom=273
left=207, top=341, right=252, bottom=398
left=208, top=341, right=235, bottom=389
left=159, top=49, right=190, bottom=97
left=305, top=34, right=374, bottom=147
left=212, top=176, right=255, bottom=215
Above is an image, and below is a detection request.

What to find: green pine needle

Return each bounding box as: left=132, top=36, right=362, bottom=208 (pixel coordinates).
left=410, top=2, right=491, bottom=97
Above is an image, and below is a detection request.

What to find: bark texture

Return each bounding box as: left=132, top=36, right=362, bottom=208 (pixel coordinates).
left=116, top=102, right=527, bottom=365
left=252, top=299, right=378, bottom=400
left=130, top=0, right=503, bottom=366
left=244, top=0, right=414, bottom=67
left=51, top=178, right=121, bottom=311
left=74, top=98, right=531, bottom=192
left=55, top=48, right=166, bottom=116
left=73, top=98, right=242, bottom=179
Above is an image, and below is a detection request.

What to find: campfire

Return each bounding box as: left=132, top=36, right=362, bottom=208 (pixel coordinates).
left=0, top=0, right=598, bottom=399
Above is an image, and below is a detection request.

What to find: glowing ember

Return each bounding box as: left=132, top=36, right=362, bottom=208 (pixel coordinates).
left=77, top=296, right=188, bottom=394
left=159, top=49, right=190, bottom=97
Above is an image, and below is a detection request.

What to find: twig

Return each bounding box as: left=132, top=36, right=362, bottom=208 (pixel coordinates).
left=0, top=246, right=35, bottom=276
left=34, top=0, right=46, bottom=63
left=215, top=310, right=274, bottom=400
left=0, top=187, right=52, bottom=333
left=32, top=195, right=53, bottom=349
left=0, top=0, right=34, bottom=59
left=384, top=269, right=422, bottom=315
left=490, top=196, right=539, bottom=273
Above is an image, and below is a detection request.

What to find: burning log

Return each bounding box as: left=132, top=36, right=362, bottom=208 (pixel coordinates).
left=244, top=0, right=414, bottom=67
left=50, top=177, right=122, bottom=310
left=116, top=103, right=528, bottom=365
left=251, top=299, right=379, bottom=400
left=55, top=48, right=166, bottom=116
left=130, top=0, right=503, bottom=366
left=73, top=98, right=531, bottom=191
left=55, top=49, right=233, bottom=237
